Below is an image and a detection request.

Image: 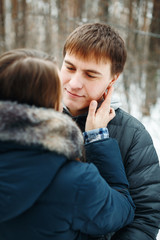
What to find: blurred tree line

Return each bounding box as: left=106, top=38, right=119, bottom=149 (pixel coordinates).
left=0, top=0, right=160, bottom=116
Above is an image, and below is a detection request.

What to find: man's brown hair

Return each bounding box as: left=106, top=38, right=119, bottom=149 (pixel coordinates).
left=63, top=23, right=127, bottom=76
left=0, top=49, right=61, bottom=110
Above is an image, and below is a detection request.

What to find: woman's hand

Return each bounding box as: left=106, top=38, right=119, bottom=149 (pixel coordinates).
left=85, top=86, right=115, bottom=131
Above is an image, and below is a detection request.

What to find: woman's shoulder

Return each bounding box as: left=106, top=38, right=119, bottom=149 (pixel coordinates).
left=53, top=160, right=101, bottom=197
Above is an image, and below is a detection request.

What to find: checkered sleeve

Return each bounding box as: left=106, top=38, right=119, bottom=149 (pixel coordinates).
left=83, top=128, right=109, bottom=144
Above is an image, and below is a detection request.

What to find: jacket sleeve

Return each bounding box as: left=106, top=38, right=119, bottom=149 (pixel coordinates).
left=111, top=124, right=160, bottom=240
left=72, top=138, right=135, bottom=235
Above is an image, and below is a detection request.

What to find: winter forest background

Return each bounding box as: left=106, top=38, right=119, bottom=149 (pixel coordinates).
left=0, top=0, right=160, bottom=237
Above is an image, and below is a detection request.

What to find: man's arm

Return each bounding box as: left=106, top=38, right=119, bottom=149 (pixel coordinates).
left=109, top=109, right=160, bottom=240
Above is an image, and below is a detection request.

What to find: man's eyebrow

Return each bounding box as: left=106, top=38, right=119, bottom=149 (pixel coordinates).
left=64, top=60, right=74, bottom=66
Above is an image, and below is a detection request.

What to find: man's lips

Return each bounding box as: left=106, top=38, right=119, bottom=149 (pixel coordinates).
left=65, top=89, right=84, bottom=98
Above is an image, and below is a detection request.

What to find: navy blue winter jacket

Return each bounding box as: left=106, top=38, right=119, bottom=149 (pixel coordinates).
left=0, top=101, right=135, bottom=240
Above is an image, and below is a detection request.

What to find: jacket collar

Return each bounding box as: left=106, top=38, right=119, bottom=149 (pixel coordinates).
left=63, top=97, right=121, bottom=117
left=0, top=101, right=83, bottom=160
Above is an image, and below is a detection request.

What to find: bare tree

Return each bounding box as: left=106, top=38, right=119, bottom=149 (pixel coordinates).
left=0, top=0, right=5, bottom=52
left=56, top=0, right=68, bottom=63
left=142, top=0, right=149, bottom=31
left=44, top=0, right=52, bottom=53
left=11, top=0, right=27, bottom=48
left=67, top=0, right=85, bottom=30
left=98, top=0, right=110, bottom=22
left=56, top=0, right=85, bottom=63
left=143, top=0, right=160, bottom=115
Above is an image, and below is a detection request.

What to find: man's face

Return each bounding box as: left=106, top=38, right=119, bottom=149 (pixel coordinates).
left=61, top=52, right=116, bottom=116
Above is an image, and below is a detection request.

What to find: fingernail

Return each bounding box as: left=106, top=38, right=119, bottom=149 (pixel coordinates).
left=91, top=100, right=97, bottom=107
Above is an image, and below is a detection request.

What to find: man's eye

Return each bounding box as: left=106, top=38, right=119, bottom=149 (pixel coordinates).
left=87, top=74, right=96, bottom=78
left=66, top=66, right=75, bottom=71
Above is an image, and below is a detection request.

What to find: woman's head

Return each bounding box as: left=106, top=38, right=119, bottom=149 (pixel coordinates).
left=0, top=49, right=62, bottom=111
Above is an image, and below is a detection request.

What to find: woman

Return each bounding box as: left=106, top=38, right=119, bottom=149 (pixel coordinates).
left=0, top=49, right=135, bottom=240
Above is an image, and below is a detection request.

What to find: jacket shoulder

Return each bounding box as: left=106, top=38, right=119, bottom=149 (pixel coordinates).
left=111, top=108, right=145, bottom=130
left=109, top=108, right=154, bottom=146
left=108, top=108, right=159, bottom=166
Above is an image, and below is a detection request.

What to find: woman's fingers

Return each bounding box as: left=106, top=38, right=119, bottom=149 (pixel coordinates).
left=85, top=100, right=98, bottom=131
left=99, top=86, right=114, bottom=114
left=88, top=100, right=97, bottom=118
left=85, top=86, right=115, bottom=131
left=109, top=107, right=116, bottom=121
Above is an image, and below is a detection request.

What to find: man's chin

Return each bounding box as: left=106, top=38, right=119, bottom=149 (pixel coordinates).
left=65, top=105, right=88, bottom=116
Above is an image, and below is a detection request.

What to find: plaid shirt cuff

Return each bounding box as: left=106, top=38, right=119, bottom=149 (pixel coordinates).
left=83, top=128, right=109, bottom=144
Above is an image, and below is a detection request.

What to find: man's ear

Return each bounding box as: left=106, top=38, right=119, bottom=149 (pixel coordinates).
left=108, top=74, right=119, bottom=88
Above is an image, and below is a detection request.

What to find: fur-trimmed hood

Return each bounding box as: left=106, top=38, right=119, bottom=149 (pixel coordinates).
left=0, top=101, right=84, bottom=160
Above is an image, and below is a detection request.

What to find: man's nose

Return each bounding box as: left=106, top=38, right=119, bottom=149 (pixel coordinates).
left=69, top=72, right=83, bottom=89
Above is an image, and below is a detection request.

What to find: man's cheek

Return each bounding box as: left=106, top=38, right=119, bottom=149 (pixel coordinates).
left=93, top=91, right=106, bottom=101
left=60, top=72, right=67, bottom=85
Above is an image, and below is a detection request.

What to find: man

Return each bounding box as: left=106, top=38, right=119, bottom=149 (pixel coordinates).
left=61, top=23, right=160, bottom=240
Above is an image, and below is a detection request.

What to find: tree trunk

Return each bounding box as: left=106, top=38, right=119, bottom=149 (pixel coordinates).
left=143, top=0, right=160, bottom=115
left=11, top=0, right=27, bottom=48
left=98, top=0, right=109, bottom=22
left=0, top=0, right=5, bottom=52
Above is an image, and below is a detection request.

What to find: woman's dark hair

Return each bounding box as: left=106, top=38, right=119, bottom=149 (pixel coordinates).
left=0, top=48, right=61, bottom=110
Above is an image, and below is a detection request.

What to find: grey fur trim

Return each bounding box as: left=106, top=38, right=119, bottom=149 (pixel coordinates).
left=0, top=101, right=84, bottom=160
